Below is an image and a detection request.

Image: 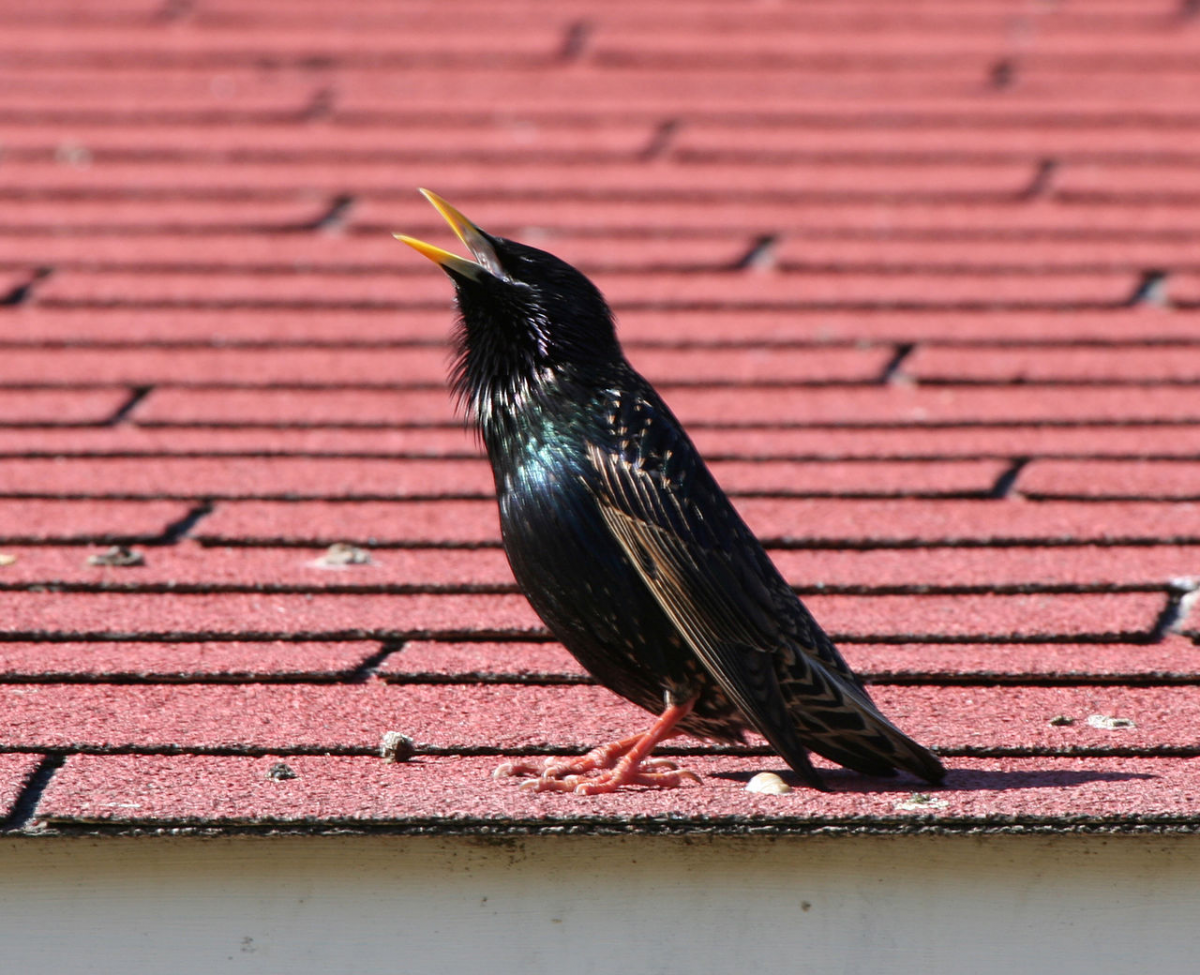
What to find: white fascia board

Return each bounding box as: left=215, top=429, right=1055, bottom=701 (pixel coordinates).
left=2, top=833, right=1199, bottom=975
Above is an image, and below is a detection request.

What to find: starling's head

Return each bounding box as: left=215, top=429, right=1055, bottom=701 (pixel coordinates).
left=397, top=189, right=622, bottom=429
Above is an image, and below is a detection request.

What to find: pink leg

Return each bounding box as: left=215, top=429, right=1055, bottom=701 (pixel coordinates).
left=494, top=700, right=702, bottom=795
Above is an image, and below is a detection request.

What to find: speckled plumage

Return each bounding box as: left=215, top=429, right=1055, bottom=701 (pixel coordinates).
left=402, top=193, right=944, bottom=791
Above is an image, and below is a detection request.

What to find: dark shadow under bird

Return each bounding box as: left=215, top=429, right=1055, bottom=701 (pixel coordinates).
left=398, top=190, right=945, bottom=794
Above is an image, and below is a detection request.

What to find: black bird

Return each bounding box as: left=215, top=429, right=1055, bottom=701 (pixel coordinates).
left=398, top=190, right=945, bottom=794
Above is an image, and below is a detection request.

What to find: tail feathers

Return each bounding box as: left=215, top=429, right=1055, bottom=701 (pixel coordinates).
left=775, top=655, right=946, bottom=785
left=802, top=698, right=946, bottom=785
left=765, top=713, right=943, bottom=789
left=769, top=735, right=832, bottom=793
left=890, top=734, right=947, bottom=785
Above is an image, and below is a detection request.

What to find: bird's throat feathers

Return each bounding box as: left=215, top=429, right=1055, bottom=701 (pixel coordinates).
left=448, top=286, right=621, bottom=447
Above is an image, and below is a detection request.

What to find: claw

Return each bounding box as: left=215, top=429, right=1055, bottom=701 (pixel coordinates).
left=640, top=757, right=682, bottom=771
left=493, top=699, right=701, bottom=795
left=493, top=760, right=542, bottom=780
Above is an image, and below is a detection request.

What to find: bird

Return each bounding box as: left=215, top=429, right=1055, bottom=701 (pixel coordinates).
left=397, top=189, right=945, bottom=795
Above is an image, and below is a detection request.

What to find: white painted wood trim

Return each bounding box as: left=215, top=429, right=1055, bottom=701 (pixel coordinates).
left=2, top=834, right=1198, bottom=974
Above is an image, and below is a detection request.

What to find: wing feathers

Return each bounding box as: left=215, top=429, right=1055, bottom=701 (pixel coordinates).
left=586, top=402, right=945, bottom=786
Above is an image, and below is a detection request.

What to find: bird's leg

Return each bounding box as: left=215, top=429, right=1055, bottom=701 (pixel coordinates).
left=495, top=699, right=702, bottom=795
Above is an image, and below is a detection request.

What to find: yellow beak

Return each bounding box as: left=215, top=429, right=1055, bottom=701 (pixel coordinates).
left=395, top=189, right=504, bottom=282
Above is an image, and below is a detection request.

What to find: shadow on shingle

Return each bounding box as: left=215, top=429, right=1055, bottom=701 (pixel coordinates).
left=712, top=765, right=1157, bottom=793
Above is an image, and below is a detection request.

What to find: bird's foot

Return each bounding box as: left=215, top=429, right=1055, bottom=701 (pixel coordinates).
left=492, top=700, right=702, bottom=794
left=537, top=762, right=702, bottom=795
left=495, top=751, right=700, bottom=795
left=494, top=733, right=640, bottom=781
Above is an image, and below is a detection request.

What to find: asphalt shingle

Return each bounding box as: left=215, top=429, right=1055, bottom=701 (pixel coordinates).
left=2, top=0, right=1198, bottom=835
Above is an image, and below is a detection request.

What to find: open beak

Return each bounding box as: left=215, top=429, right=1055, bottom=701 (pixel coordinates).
left=395, top=189, right=507, bottom=282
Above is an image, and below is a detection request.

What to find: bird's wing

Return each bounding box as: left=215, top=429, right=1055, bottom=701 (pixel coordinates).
left=585, top=391, right=944, bottom=784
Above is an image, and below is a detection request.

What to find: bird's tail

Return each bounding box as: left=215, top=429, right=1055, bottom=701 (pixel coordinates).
left=773, top=658, right=946, bottom=785
left=805, top=704, right=946, bottom=785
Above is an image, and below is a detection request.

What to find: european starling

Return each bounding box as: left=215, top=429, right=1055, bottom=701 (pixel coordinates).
left=398, top=190, right=945, bottom=795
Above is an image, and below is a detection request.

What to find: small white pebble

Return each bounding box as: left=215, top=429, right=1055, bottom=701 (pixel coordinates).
left=310, top=542, right=373, bottom=569
left=895, top=793, right=949, bottom=812
left=1087, top=714, right=1136, bottom=730
left=746, top=772, right=792, bottom=795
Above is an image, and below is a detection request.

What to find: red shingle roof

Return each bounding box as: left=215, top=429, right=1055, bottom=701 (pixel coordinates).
left=2, top=0, right=1198, bottom=835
